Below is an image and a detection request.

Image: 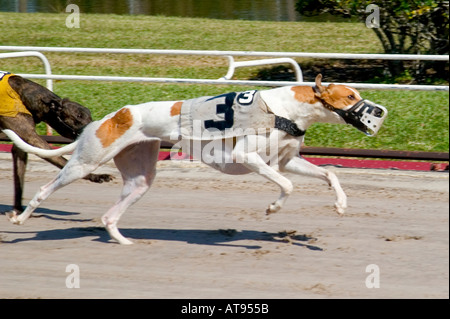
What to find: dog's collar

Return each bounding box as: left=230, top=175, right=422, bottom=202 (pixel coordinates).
left=261, top=95, right=306, bottom=137
left=274, top=116, right=306, bottom=137
left=51, top=104, right=84, bottom=139
left=54, top=115, right=78, bottom=138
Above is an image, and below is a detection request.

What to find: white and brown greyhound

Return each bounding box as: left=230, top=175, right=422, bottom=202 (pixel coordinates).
left=3, top=74, right=387, bottom=245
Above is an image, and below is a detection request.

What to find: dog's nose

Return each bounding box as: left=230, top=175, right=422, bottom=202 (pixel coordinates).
left=373, top=107, right=383, bottom=117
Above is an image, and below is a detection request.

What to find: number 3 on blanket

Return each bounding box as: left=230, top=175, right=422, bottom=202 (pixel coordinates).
left=237, top=90, right=256, bottom=105
left=204, top=92, right=236, bottom=131
left=204, top=90, right=256, bottom=131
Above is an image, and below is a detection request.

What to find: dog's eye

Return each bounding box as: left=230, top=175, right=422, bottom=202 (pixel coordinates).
left=348, top=95, right=355, bottom=100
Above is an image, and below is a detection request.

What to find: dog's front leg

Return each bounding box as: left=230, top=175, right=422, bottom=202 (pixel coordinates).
left=11, top=144, right=28, bottom=213
left=234, top=150, right=293, bottom=214
left=282, top=156, right=347, bottom=215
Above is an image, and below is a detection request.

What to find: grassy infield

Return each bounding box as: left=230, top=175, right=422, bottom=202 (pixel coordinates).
left=0, top=12, right=448, bottom=152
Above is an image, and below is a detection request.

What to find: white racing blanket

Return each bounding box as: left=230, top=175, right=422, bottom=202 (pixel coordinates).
left=180, top=90, right=276, bottom=140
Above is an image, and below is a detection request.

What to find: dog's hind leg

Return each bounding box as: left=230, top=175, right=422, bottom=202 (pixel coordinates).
left=8, top=158, right=100, bottom=225
left=2, top=114, right=67, bottom=213
left=282, top=156, right=347, bottom=215
left=101, top=140, right=160, bottom=245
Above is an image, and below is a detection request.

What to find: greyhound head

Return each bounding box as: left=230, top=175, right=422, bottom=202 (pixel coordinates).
left=314, top=74, right=363, bottom=110
left=7, top=75, right=93, bottom=139
left=313, top=74, right=388, bottom=136
left=45, top=97, right=93, bottom=139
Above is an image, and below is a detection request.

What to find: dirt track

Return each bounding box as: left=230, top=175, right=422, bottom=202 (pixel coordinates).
left=0, top=153, right=448, bottom=299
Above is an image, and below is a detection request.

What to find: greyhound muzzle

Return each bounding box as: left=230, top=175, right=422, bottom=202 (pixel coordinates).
left=334, top=99, right=388, bottom=136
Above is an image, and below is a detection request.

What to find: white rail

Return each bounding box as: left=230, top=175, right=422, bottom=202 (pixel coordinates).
left=221, top=56, right=303, bottom=82
left=1, top=45, right=448, bottom=91
left=16, top=73, right=448, bottom=91
left=0, top=51, right=53, bottom=91
left=2, top=45, right=449, bottom=61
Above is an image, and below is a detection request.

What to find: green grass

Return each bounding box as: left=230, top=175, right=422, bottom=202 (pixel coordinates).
left=0, top=13, right=381, bottom=52
left=1, top=12, right=448, bottom=152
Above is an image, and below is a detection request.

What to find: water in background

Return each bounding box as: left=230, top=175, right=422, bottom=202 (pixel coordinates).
left=0, top=0, right=303, bottom=21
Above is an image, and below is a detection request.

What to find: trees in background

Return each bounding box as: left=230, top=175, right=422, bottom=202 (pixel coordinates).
left=295, top=0, right=449, bottom=82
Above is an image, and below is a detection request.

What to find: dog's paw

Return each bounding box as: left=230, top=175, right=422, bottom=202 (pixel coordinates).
left=334, top=203, right=346, bottom=216
left=266, top=202, right=281, bottom=215
left=117, top=237, right=134, bottom=245
left=88, top=174, right=114, bottom=183
left=7, top=210, right=22, bottom=224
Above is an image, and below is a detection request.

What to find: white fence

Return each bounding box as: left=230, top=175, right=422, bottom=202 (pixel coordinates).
left=0, top=51, right=53, bottom=91
left=0, top=45, right=448, bottom=91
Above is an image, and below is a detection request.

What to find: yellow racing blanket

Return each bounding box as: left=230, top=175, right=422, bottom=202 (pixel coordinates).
left=0, top=71, right=32, bottom=117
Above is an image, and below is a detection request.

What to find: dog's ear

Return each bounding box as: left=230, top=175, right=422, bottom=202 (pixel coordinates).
left=41, top=95, right=52, bottom=105
left=61, top=98, right=83, bottom=110
left=42, top=95, right=62, bottom=111
left=314, top=74, right=326, bottom=97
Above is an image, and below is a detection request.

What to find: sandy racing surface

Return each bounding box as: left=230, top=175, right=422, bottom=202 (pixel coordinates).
left=0, top=153, right=448, bottom=299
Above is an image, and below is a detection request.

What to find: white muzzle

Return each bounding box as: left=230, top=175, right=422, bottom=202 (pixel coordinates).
left=335, top=99, right=388, bottom=136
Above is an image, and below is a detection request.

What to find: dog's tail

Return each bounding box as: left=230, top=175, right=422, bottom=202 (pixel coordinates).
left=2, top=129, right=79, bottom=158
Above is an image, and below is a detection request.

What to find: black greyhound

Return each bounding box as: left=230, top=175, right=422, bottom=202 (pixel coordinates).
left=0, top=72, right=112, bottom=214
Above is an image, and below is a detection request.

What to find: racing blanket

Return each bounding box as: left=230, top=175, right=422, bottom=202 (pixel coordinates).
left=0, top=71, right=32, bottom=117
left=180, top=90, right=276, bottom=140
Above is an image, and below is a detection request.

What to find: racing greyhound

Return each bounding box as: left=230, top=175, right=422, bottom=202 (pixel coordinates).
left=0, top=71, right=112, bottom=214
left=3, top=74, right=387, bottom=245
